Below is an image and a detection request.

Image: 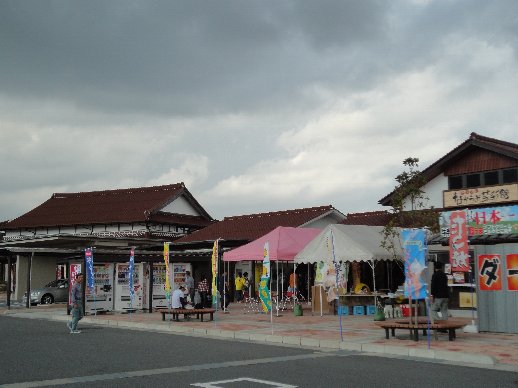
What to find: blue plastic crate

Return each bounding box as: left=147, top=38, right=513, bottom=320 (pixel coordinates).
left=338, top=305, right=349, bottom=315
left=353, top=305, right=365, bottom=315
left=366, top=305, right=376, bottom=315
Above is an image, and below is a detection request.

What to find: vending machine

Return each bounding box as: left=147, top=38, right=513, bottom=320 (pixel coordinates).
left=85, top=263, right=114, bottom=314
left=114, top=262, right=144, bottom=311
left=142, top=263, right=170, bottom=310
left=172, top=263, right=192, bottom=290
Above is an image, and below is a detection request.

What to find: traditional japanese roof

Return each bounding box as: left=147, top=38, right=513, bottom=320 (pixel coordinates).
left=379, top=132, right=518, bottom=206
left=175, top=205, right=345, bottom=244
left=341, top=209, right=442, bottom=229
left=3, top=183, right=214, bottom=229
left=340, top=211, right=392, bottom=226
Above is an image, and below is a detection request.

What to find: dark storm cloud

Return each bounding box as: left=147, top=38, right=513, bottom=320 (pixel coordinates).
left=0, top=1, right=392, bottom=116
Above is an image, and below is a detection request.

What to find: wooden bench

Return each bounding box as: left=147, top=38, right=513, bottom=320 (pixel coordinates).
left=158, top=308, right=216, bottom=322
left=376, top=319, right=466, bottom=341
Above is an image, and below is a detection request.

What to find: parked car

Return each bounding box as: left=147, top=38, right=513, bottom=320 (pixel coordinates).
left=23, top=279, right=69, bottom=305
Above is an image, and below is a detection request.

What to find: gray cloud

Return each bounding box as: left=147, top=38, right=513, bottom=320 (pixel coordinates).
left=0, top=0, right=517, bottom=221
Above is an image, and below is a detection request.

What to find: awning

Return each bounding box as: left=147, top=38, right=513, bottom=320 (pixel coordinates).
left=222, top=226, right=321, bottom=262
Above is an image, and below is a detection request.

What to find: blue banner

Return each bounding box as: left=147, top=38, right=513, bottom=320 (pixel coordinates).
left=85, top=248, right=94, bottom=289
left=129, top=249, right=135, bottom=304
left=401, top=229, right=427, bottom=299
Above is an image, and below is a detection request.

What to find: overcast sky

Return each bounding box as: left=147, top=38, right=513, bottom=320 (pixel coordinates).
left=1, top=1, right=517, bottom=222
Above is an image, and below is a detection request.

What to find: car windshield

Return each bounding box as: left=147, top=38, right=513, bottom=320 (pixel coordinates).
left=44, top=280, right=60, bottom=288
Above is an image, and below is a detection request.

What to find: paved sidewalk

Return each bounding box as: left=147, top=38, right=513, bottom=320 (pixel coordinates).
left=3, top=302, right=518, bottom=371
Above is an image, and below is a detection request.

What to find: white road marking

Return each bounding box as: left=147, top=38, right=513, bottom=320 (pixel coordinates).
left=191, top=377, right=297, bottom=387
left=1, top=353, right=332, bottom=388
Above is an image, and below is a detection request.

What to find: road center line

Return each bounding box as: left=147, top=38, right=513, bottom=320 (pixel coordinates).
left=1, top=352, right=335, bottom=388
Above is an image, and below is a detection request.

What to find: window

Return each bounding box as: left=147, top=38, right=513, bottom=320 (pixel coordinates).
left=448, top=175, right=463, bottom=189
left=503, top=168, right=518, bottom=183
left=483, top=171, right=499, bottom=186
left=466, top=173, right=481, bottom=188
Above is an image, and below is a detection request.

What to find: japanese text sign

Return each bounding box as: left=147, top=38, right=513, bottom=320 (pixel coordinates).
left=85, top=248, right=94, bottom=289
left=507, top=254, right=518, bottom=291
left=478, top=254, right=502, bottom=291
left=449, top=211, right=470, bottom=272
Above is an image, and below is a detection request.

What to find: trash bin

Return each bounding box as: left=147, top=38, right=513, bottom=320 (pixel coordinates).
left=293, top=303, right=303, bottom=316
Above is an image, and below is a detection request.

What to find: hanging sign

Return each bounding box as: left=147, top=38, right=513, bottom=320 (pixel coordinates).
left=259, top=241, right=271, bottom=312
left=211, top=240, right=219, bottom=306
left=163, top=243, right=171, bottom=301
left=478, top=254, right=502, bottom=291
left=506, top=254, right=518, bottom=291
left=85, top=248, right=94, bottom=290
left=401, top=229, right=428, bottom=299
left=129, top=248, right=135, bottom=304
left=449, top=210, right=470, bottom=272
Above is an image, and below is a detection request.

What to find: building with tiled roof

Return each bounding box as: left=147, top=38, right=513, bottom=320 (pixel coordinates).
left=2, top=183, right=214, bottom=241
left=379, top=132, right=518, bottom=209
left=175, top=205, right=346, bottom=248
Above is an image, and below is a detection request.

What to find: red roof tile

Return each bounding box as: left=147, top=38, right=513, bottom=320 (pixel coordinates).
left=3, top=183, right=214, bottom=229
left=176, top=205, right=339, bottom=243
left=341, top=211, right=392, bottom=226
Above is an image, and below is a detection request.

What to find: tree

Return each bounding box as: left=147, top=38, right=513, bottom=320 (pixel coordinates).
left=381, top=157, right=439, bottom=257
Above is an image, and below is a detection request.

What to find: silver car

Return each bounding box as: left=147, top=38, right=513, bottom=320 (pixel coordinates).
left=23, top=279, right=69, bottom=305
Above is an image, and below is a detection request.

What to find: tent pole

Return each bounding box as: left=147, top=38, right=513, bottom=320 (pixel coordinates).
left=372, top=259, right=377, bottom=308
left=276, top=260, right=279, bottom=317
left=307, top=262, right=310, bottom=305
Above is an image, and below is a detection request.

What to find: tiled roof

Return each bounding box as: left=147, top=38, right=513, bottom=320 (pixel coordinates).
left=3, top=183, right=214, bottom=229
left=342, top=209, right=442, bottom=229
left=379, top=132, right=518, bottom=206
left=175, top=205, right=338, bottom=243
left=341, top=211, right=392, bottom=226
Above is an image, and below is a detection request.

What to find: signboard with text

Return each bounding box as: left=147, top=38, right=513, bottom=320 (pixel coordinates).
left=478, top=254, right=502, bottom=291
left=443, top=183, right=517, bottom=208
left=507, top=254, right=518, bottom=291
left=440, top=205, right=518, bottom=237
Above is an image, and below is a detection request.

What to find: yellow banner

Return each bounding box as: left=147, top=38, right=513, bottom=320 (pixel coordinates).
left=211, top=239, right=218, bottom=306
left=163, top=242, right=171, bottom=298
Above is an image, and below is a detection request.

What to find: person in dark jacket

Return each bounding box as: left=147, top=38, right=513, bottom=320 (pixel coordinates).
left=431, top=263, right=449, bottom=321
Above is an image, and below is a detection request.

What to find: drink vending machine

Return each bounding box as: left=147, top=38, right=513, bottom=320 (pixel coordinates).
left=172, top=263, right=192, bottom=290
left=143, top=263, right=170, bottom=309
left=114, top=262, right=144, bottom=311
left=85, top=263, right=114, bottom=314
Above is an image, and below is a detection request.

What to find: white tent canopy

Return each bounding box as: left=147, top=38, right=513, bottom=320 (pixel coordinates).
left=294, top=224, right=404, bottom=264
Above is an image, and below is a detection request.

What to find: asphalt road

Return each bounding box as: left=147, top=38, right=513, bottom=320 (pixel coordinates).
left=1, top=316, right=517, bottom=388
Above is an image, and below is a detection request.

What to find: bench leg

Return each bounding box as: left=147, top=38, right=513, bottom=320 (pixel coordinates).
left=162, top=313, right=165, bottom=321
left=385, top=328, right=389, bottom=339
left=391, top=328, right=395, bottom=337
left=449, top=329, right=455, bottom=341
left=210, top=312, right=213, bottom=321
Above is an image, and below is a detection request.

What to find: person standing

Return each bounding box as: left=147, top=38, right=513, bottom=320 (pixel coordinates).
left=185, top=270, right=195, bottom=303
left=431, top=263, right=449, bottom=321
left=234, top=272, right=244, bottom=302
left=197, top=274, right=210, bottom=308
left=68, top=273, right=84, bottom=334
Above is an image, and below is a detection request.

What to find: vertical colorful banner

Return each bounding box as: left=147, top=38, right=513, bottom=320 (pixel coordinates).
left=211, top=239, right=219, bottom=306
left=401, top=229, right=428, bottom=299
left=478, top=254, right=502, bottom=291
left=449, top=210, right=470, bottom=272
left=506, top=254, right=518, bottom=291
left=163, top=243, right=171, bottom=301
left=259, top=241, right=271, bottom=312
left=129, top=248, right=135, bottom=304
left=85, top=248, right=94, bottom=290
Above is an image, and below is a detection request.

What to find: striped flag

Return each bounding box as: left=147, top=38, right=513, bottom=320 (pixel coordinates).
left=211, top=240, right=219, bottom=306
left=163, top=243, right=171, bottom=301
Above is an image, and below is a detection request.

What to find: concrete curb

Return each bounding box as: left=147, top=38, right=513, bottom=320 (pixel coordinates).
left=4, top=311, right=496, bottom=366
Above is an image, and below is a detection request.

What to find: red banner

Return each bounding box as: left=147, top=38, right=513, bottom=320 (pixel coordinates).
left=449, top=210, right=470, bottom=272
left=478, top=255, right=502, bottom=291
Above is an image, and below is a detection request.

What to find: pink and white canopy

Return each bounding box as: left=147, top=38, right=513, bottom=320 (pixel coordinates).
left=222, top=226, right=322, bottom=262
